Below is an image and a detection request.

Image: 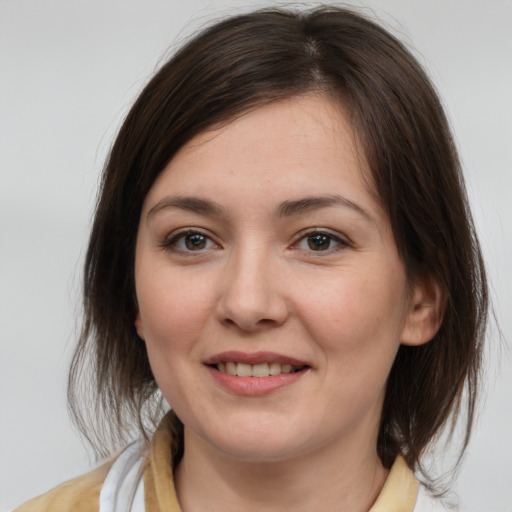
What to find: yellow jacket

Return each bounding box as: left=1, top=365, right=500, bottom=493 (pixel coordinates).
left=16, top=413, right=437, bottom=512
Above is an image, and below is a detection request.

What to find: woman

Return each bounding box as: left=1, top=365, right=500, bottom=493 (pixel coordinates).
left=15, top=5, right=488, bottom=512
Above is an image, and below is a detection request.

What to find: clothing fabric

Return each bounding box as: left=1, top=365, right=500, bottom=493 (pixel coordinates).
left=15, top=414, right=450, bottom=512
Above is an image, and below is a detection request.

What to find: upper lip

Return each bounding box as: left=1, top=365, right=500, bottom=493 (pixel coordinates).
left=204, top=351, right=310, bottom=367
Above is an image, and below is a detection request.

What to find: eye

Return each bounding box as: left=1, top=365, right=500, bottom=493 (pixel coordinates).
left=164, top=229, right=218, bottom=252
left=294, top=231, right=348, bottom=252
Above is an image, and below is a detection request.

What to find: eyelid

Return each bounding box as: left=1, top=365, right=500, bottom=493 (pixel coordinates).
left=161, top=227, right=220, bottom=252
left=291, top=228, right=351, bottom=252
left=160, top=226, right=350, bottom=254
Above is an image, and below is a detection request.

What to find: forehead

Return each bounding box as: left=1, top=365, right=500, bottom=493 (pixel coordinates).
left=177, top=94, right=359, bottom=170
left=143, top=94, right=380, bottom=219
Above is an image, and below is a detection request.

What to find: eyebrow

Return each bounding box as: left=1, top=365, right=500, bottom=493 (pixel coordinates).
left=147, top=196, right=223, bottom=218
left=147, top=194, right=373, bottom=222
left=276, top=194, right=373, bottom=222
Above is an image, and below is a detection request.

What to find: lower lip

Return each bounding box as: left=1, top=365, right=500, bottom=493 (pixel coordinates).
left=207, top=366, right=308, bottom=396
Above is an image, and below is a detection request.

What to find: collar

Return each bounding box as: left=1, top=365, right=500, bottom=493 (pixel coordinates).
left=369, top=455, right=419, bottom=512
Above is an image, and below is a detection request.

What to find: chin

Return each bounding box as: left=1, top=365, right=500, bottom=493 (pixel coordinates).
left=192, top=415, right=314, bottom=463
left=216, top=436, right=307, bottom=463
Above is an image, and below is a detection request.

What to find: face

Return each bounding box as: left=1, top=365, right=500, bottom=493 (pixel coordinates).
left=135, top=95, right=417, bottom=463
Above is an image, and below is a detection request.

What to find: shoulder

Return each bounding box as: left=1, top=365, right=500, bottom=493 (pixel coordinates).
left=13, top=459, right=115, bottom=512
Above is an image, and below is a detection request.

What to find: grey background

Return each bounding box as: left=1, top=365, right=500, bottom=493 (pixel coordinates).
left=1, top=1, right=511, bottom=510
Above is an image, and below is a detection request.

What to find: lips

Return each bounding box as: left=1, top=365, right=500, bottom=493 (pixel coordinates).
left=204, top=351, right=310, bottom=395
left=204, top=350, right=310, bottom=368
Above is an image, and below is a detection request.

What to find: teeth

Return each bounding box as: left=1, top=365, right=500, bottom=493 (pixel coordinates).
left=236, top=363, right=252, bottom=377
left=215, top=362, right=304, bottom=377
left=226, top=361, right=237, bottom=376
left=269, top=362, right=281, bottom=376
left=252, top=363, right=270, bottom=377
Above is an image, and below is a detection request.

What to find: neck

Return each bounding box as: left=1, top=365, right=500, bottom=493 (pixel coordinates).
left=174, top=427, right=388, bottom=512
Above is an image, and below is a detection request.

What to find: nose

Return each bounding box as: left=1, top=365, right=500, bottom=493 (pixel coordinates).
left=216, top=246, right=289, bottom=332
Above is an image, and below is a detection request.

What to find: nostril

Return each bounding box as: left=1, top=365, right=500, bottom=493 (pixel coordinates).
left=257, top=318, right=277, bottom=325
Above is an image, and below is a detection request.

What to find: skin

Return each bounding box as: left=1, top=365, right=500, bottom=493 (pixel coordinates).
left=134, top=94, right=441, bottom=512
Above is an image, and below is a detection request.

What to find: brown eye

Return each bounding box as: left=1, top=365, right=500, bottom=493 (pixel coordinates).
left=307, top=234, right=332, bottom=251
left=164, top=230, right=217, bottom=253
left=185, top=233, right=207, bottom=250
left=294, top=231, right=348, bottom=253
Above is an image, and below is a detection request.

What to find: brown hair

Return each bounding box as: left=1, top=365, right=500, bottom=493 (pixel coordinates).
left=68, top=5, right=488, bottom=484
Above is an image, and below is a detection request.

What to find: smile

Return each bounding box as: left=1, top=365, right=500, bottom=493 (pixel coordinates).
left=215, top=362, right=306, bottom=377
left=205, top=351, right=311, bottom=395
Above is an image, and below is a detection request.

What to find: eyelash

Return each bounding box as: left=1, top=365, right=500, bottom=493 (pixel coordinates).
left=161, top=228, right=219, bottom=254
left=161, top=228, right=350, bottom=255
left=292, top=230, right=349, bottom=254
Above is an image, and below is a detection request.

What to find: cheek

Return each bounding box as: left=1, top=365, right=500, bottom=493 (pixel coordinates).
left=135, top=266, right=216, bottom=411
left=136, top=264, right=215, bottom=352
left=296, top=267, right=407, bottom=366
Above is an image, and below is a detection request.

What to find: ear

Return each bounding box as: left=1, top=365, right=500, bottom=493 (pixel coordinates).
left=401, top=272, right=445, bottom=346
left=135, top=311, right=145, bottom=341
